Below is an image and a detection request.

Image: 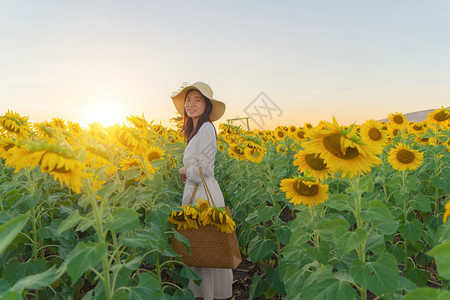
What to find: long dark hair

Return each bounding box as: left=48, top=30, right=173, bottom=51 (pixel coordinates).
left=181, top=89, right=217, bottom=144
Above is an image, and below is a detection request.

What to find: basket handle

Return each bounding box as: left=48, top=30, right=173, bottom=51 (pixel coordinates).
left=187, top=167, right=216, bottom=207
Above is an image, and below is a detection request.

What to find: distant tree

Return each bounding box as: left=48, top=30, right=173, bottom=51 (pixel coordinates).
left=170, top=114, right=183, bottom=131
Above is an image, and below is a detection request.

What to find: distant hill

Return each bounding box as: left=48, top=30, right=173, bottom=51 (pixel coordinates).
left=378, top=106, right=450, bottom=123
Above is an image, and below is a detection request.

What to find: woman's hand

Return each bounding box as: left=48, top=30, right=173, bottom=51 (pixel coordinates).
left=179, top=166, right=187, bottom=182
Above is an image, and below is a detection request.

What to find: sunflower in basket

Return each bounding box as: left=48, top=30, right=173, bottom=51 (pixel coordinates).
left=201, top=207, right=236, bottom=233
left=168, top=205, right=200, bottom=229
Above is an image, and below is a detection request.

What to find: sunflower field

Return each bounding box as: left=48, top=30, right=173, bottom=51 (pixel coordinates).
left=0, top=107, right=449, bottom=299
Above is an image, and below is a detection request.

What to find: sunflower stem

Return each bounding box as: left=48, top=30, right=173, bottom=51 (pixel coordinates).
left=401, top=170, right=409, bottom=268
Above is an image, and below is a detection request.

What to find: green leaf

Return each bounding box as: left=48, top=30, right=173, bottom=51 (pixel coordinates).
left=0, top=290, right=22, bottom=300
left=274, top=225, right=292, bottom=245
left=436, top=224, right=450, bottom=243
left=432, top=175, right=450, bottom=193
left=411, top=194, right=432, bottom=212
left=146, top=203, right=171, bottom=236
left=244, top=210, right=260, bottom=225
left=257, top=205, right=280, bottom=223
left=317, top=280, right=357, bottom=300
left=403, top=287, right=450, bottom=300
left=266, top=266, right=285, bottom=295
left=403, top=266, right=430, bottom=287
left=350, top=252, right=399, bottom=296
left=249, top=272, right=269, bottom=300
left=110, top=257, right=142, bottom=274
left=112, top=273, right=163, bottom=299
left=173, top=231, right=191, bottom=254
left=306, top=241, right=330, bottom=265
left=333, top=227, right=367, bottom=256
left=375, top=220, right=399, bottom=235
left=401, top=219, right=423, bottom=243
left=2, top=259, right=47, bottom=286
left=180, top=266, right=202, bottom=286
left=106, top=208, right=140, bottom=233
left=64, top=241, right=107, bottom=283
left=0, top=214, right=29, bottom=256
left=55, top=210, right=81, bottom=236
left=11, top=265, right=65, bottom=292
left=0, top=279, right=10, bottom=295
left=316, top=218, right=350, bottom=238
left=360, top=200, right=393, bottom=222
left=326, top=194, right=351, bottom=211
left=359, top=174, right=374, bottom=193
left=247, top=237, right=276, bottom=263
left=427, top=241, right=450, bottom=280
left=97, top=182, right=119, bottom=200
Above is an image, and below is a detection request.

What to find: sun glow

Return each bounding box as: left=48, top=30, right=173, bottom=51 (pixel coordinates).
left=81, top=99, right=125, bottom=128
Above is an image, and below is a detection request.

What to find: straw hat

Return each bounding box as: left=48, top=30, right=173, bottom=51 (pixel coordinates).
left=171, top=82, right=226, bottom=122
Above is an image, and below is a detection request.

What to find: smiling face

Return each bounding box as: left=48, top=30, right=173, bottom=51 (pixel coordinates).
left=184, top=90, right=206, bottom=121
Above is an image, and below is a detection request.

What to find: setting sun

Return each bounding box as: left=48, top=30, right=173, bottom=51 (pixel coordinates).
left=81, top=99, right=125, bottom=128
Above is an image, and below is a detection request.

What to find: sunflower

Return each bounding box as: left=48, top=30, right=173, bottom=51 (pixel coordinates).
left=115, top=127, right=148, bottom=152
left=387, top=124, right=401, bottom=139
left=388, top=112, right=408, bottom=129
left=276, top=144, right=287, bottom=155
left=32, top=122, right=56, bottom=142
left=304, top=122, right=313, bottom=130
left=293, top=150, right=331, bottom=181
left=360, top=119, right=388, bottom=153
left=0, top=110, right=31, bottom=137
left=85, top=144, right=118, bottom=175
left=144, top=146, right=165, bottom=164
left=4, top=142, right=85, bottom=193
left=302, top=117, right=381, bottom=178
left=280, top=177, right=329, bottom=207
left=415, top=136, right=435, bottom=146
left=274, top=129, right=286, bottom=141
left=51, top=118, right=67, bottom=130
left=387, top=143, right=424, bottom=171
left=244, top=147, right=264, bottom=163
left=288, top=125, right=297, bottom=135
left=426, top=106, right=450, bottom=126
left=444, top=201, right=450, bottom=224
left=227, top=143, right=245, bottom=161
left=201, top=207, right=235, bottom=233
left=195, top=198, right=211, bottom=212
left=408, top=122, right=428, bottom=135
left=0, top=136, right=20, bottom=156
left=168, top=206, right=200, bottom=230
left=293, top=128, right=306, bottom=142
left=217, top=142, right=225, bottom=152
left=127, top=114, right=149, bottom=130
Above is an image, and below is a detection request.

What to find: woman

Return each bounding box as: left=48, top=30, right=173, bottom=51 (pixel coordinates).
left=171, top=82, right=233, bottom=300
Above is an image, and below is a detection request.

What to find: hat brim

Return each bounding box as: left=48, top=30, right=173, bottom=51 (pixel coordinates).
left=171, top=85, right=226, bottom=122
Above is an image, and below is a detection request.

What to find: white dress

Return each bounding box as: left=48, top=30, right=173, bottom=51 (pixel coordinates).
left=181, top=122, right=233, bottom=300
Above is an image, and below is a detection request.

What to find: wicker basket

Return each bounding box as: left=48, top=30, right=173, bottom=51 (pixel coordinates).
left=172, top=211, right=242, bottom=269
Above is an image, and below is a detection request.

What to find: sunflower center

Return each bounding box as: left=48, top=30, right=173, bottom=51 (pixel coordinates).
left=392, top=129, right=399, bottom=137
left=413, top=124, right=423, bottom=131
left=393, top=115, right=404, bottom=125
left=296, top=130, right=305, bottom=139
left=147, top=152, right=161, bottom=161
left=294, top=181, right=319, bottom=197
left=172, top=212, right=185, bottom=221
left=434, top=111, right=449, bottom=122
left=323, top=134, right=360, bottom=160
left=305, top=153, right=327, bottom=170
left=368, top=128, right=382, bottom=141
left=396, top=149, right=415, bottom=164
left=277, top=131, right=285, bottom=138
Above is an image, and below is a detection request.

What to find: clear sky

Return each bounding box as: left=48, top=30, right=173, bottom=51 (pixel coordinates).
left=1, top=0, right=449, bottom=130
